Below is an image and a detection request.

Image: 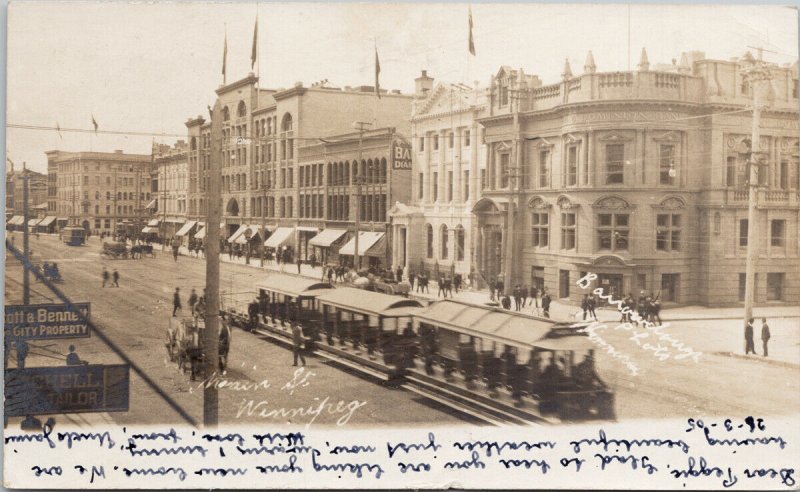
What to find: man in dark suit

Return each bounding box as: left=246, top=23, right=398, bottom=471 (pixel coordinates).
left=744, top=318, right=756, bottom=355
left=761, top=318, right=771, bottom=357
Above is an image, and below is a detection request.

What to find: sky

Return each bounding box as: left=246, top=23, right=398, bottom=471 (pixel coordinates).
left=6, top=2, right=798, bottom=174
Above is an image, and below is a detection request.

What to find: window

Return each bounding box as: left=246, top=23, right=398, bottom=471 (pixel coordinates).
left=794, top=79, right=799, bottom=99
left=739, top=219, right=748, bottom=247
left=432, top=172, right=438, bottom=201
left=567, top=146, right=578, bottom=186
left=741, top=79, right=750, bottom=95
left=455, top=226, right=465, bottom=261
left=433, top=134, right=439, bottom=151
left=440, top=225, right=449, bottom=259
left=561, top=212, right=576, bottom=250
left=464, top=130, right=471, bottom=147
left=767, top=273, right=784, bottom=301
left=499, top=80, right=509, bottom=106
left=419, top=137, right=424, bottom=152
left=463, top=170, right=470, bottom=201
left=539, top=150, right=549, bottom=187
left=531, top=212, right=549, bottom=247
left=449, top=133, right=454, bottom=148
left=499, top=153, right=510, bottom=188
left=480, top=169, right=486, bottom=190
left=426, top=224, right=433, bottom=258
left=726, top=156, right=737, bottom=187
left=83, top=175, right=89, bottom=185
left=237, top=100, right=246, bottom=117
left=447, top=171, right=453, bottom=201
left=771, top=219, right=785, bottom=247
left=656, top=214, right=681, bottom=251
left=418, top=173, right=424, bottom=199
left=605, top=144, right=625, bottom=184
left=659, top=144, right=675, bottom=185
left=597, top=213, right=630, bottom=251
left=779, top=161, right=788, bottom=190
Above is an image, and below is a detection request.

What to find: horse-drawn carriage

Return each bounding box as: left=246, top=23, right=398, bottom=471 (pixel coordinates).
left=131, top=244, right=156, bottom=258
left=165, top=317, right=206, bottom=380
left=101, top=241, right=129, bottom=259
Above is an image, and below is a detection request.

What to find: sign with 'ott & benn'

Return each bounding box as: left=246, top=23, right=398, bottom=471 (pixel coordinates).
left=4, top=302, right=91, bottom=339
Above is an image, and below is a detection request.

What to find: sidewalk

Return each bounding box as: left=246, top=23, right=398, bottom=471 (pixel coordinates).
left=176, top=244, right=800, bottom=323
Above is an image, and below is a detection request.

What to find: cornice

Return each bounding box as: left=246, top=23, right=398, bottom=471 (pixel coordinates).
left=215, top=74, right=259, bottom=96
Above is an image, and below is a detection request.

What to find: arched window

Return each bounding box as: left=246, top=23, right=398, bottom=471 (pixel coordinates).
left=222, top=106, right=230, bottom=121
left=380, top=158, right=387, bottom=183
left=426, top=224, right=434, bottom=259
left=237, top=100, right=247, bottom=118
left=455, top=225, right=465, bottom=261
left=440, top=225, right=449, bottom=259
left=281, top=113, right=293, bottom=132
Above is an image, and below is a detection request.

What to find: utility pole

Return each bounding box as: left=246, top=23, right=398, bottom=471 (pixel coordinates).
left=204, top=100, right=223, bottom=428
left=353, top=121, right=372, bottom=271
left=22, top=168, right=30, bottom=306
left=742, top=53, right=772, bottom=329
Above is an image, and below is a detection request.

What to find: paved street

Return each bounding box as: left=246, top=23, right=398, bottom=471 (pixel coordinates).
left=4, top=232, right=465, bottom=427
left=6, top=231, right=800, bottom=424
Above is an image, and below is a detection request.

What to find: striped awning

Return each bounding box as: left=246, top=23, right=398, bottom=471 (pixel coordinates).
left=37, top=216, right=56, bottom=227
left=145, top=199, right=157, bottom=209
left=28, top=218, right=43, bottom=226
left=175, top=220, right=197, bottom=237
left=142, top=226, right=158, bottom=234
left=309, top=229, right=348, bottom=248
left=263, top=227, right=294, bottom=248
left=147, top=219, right=160, bottom=227
left=8, top=216, right=24, bottom=225
left=338, top=232, right=385, bottom=257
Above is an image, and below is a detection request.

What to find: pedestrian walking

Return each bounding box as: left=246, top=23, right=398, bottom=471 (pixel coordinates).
left=437, top=276, right=445, bottom=298
left=310, top=253, right=317, bottom=269
left=396, top=265, right=403, bottom=283
left=541, top=290, right=552, bottom=318
left=513, top=285, right=521, bottom=311
left=409, top=272, right=416, bottom=291
left=292, top=323, right=306, bottom=366
left=112, top=269, right=119, bottom=287
left=219, top=315, right=231, bottom=374
left=454, top=273, right=462, bottom=294
left=173, top=287, right=182, bottom=317
left=651, top=297, right=663, bottom=326
left=188, top=289, right=198, bottom=315
left=327, top=266, right=334, bottom=283
left=581, top=294, right=590, bottom=321
left=761, top=318, right=770, bottom=357
left=744, top=318, right=756, bottom=355
left=101, top=267, right=109, bottom=288
left=422, top=274, right=430, bottom=294
left=521, top=285, right=529, bottom=308
left=530, top=286, right=539, bottom=308
left=501, top=294, right=511, bottom=310
left=587, top=294, right=598, bottom=321
left=489, top=280, right=496, bottom=302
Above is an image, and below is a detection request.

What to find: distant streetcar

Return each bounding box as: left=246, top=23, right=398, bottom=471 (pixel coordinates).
left=60, top=226, right=86, bottom=246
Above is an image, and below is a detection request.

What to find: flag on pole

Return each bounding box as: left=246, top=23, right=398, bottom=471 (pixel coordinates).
left=468, top=6, right=476, bottom=56
left=374, top=45, right=381, bottom=99
left=251, top=17, right=258, bottom=70
left=91, top=115, right=98, bottom=134
left=56, top=122, right=63, bottom=139
left=222, top=31, right=228, bottom=81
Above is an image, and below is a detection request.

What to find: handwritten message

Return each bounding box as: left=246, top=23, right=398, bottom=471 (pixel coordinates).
left=5, top=417, right=797, bottom=489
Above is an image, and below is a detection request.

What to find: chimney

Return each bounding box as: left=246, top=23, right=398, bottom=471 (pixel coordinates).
left=415, top=70, right=434, bottom=96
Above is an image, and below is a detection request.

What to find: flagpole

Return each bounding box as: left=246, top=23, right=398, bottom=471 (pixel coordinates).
left=373, top=38, right=378, bottom=129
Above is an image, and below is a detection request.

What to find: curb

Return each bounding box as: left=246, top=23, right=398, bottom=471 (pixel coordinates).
left=712, top=351, right=799, bottom=368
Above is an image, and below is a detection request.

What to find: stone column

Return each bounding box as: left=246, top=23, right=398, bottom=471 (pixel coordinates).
left=470, top=121, right=479, bottom=203
left=587, top=132, right=595, bottom=187
left=438, top=130, right=446, bottom=204
left=422, top=131, right=430, bottom=204
left=454, top=127, right=463, bottom=205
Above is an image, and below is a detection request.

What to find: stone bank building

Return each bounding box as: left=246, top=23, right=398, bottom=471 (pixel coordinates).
left=475, top=50, right=798, bottom=306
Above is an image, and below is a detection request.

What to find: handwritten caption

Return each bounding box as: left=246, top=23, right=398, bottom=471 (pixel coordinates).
left=5, top=417, right=796, bottom=489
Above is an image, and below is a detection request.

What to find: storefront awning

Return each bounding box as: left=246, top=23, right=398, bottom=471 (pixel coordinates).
left=8, top=216, right=24, bottom=225
left=38, top=216, right=56, bottom=227
left=194, top=222, right=224, bottom=239
left=228, top=224, right=249, bottom=243
left=232, top=225, right=261, bottom=244
left=175, top=220, right=198, bottom=237
left=147, top=218, right=160, bottom=227
left=28, top=218, right=42, bottom=226
left=309, top=229, right=348, bottom=248
left=142, top=226, right=158, bottom=234
left=145, top=199, right=157, bottom=209
left=338, top=232, right=385, bottom=257
left=264, top=227, right=294, bottom=248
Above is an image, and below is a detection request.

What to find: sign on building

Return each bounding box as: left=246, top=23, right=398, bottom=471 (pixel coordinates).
left=392, top=141, right=412, bottom=170
left=4, top=302, right=91, bottom=340
left=4, top=364, right=130, bottom=416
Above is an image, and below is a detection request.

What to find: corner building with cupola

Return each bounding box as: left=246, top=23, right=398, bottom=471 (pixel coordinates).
left=474, top=50, right=799, bottom=306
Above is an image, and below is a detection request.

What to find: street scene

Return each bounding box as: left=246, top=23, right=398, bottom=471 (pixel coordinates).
left=4, top=0, right=799, bottom=436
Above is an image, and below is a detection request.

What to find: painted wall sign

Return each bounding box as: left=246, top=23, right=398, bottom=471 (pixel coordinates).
left=4, top=302, right=91, bottom=339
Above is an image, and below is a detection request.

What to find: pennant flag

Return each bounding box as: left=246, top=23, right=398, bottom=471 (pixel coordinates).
left=91, top=115, right=98, bottom=134
left=222, top=31, right=228, bottom=80
left=374, top=46, right=381, bottom=99
left=251, top=17, right=258, bottom=70
left=56, top=122, right=63, bottom=139
left=468, top=6, right=476, bottom=56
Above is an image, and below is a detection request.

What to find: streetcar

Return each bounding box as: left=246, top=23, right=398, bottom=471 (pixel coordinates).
left=223, top=272, right=615, bottom=422
left=60, top=226, right=86, bottom=246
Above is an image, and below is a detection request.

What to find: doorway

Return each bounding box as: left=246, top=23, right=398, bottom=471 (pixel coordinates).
left=597, top=273, right=623, bottom=300
left=660, top=273, right=679, bottom=302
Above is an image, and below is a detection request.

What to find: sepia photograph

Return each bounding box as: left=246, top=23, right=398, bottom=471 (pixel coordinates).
left=3, top=1, right=799, bottom=488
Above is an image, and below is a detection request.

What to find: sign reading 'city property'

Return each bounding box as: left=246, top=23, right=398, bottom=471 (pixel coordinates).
left=4, top=364, right=130, bottom=416
left=4, top=302, right=91, bottom=339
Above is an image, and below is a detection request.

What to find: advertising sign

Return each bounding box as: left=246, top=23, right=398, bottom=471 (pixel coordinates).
left=4, top=302, right=91, bottom=339
left=4, top=364, right=130, bottom=416
left=392, top=141, right=412, bottom=170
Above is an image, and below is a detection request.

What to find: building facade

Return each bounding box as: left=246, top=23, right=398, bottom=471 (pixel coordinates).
left=45, top=150, right=153, bottom=235
left=185, top=73, right=412, bottom=264
left=5, top=166, right=47, bottom=217
left=154, top=141, right=189, bottom=238
left=474, top=50, right=798, bottom=306
left=391, top=71, right=502, bottom=283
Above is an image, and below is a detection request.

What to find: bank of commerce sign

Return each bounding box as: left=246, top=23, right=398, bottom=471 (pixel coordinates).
left=4, top=302, right=91, bottom=339
left=392, top=141, right=412, bottom=170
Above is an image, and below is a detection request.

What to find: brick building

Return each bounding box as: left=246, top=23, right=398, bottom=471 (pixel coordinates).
left=474, top=50, right=798, bottom=306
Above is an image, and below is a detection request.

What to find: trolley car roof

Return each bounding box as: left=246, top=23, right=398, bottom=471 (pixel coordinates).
left=316, top=287, right=424, bottom=317
left=256, top=274, right=333, bottom=298
left=417, top=300, right=556, bottom=350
